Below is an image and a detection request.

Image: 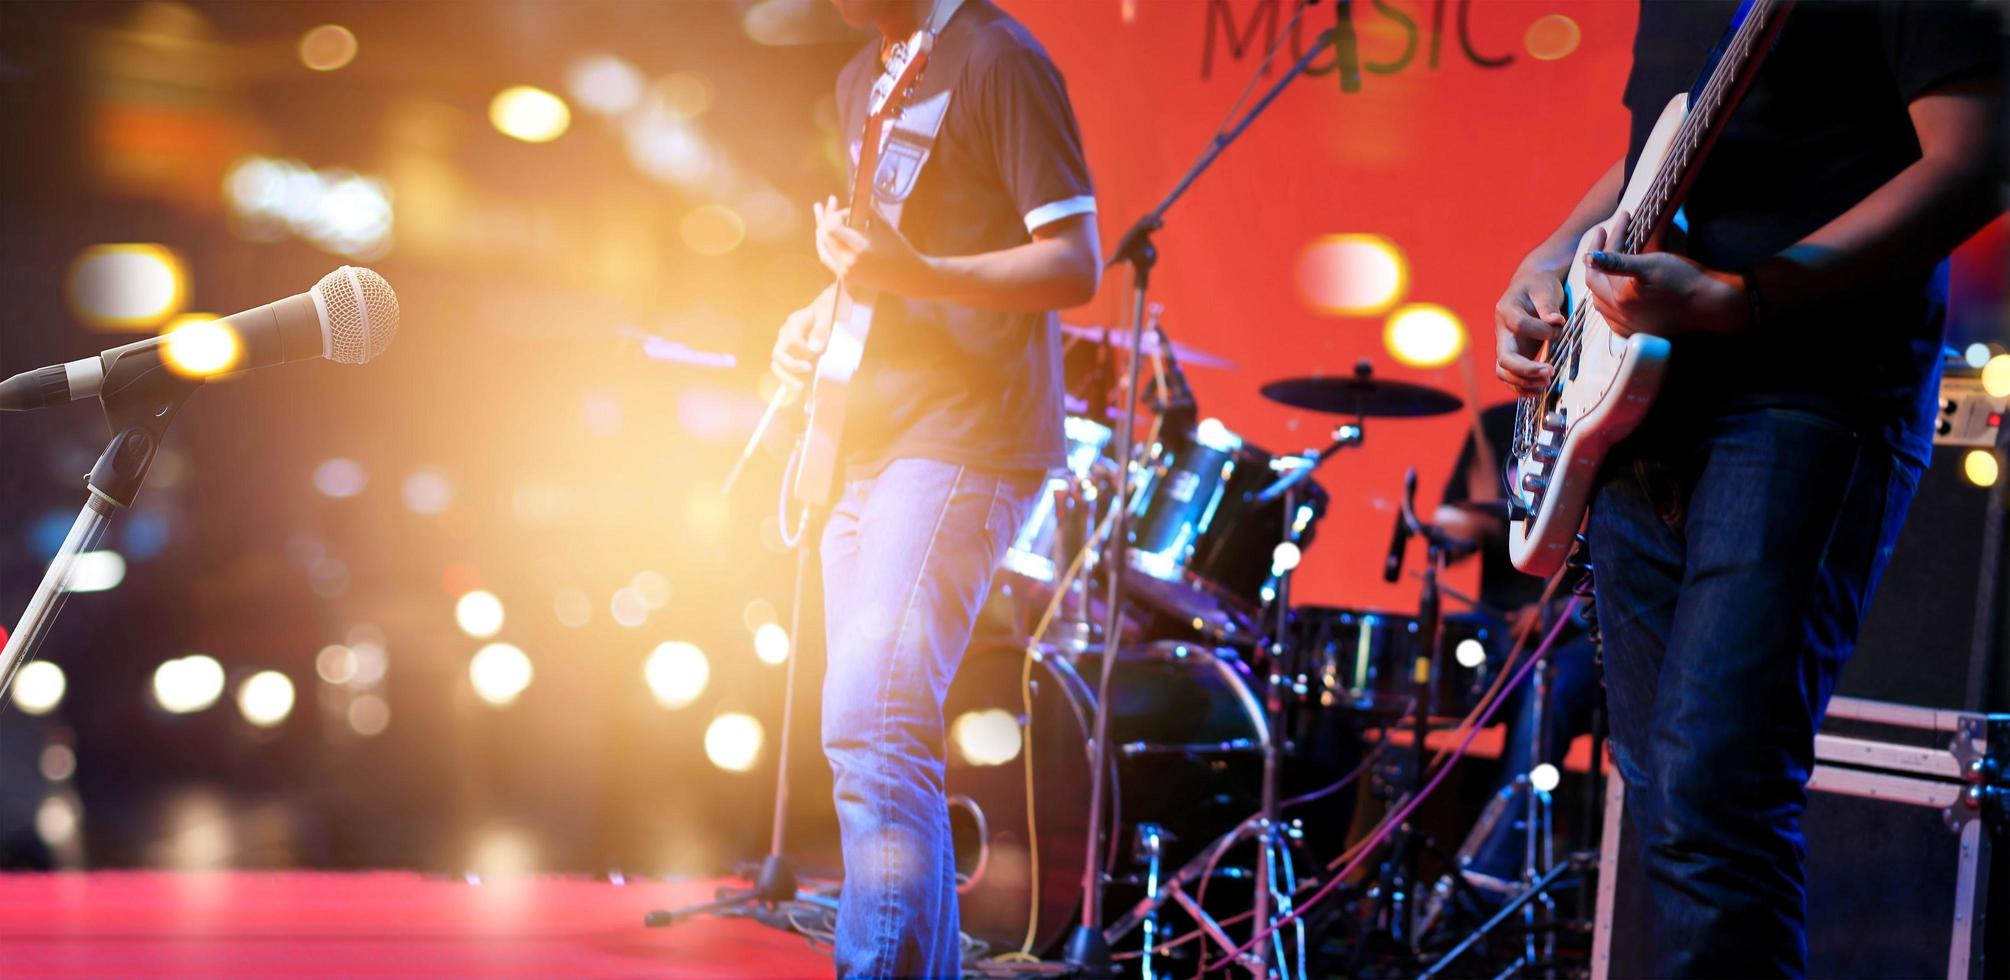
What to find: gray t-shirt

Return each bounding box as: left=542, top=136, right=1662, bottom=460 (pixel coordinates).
left=834, top=0, right=1096, bottom=476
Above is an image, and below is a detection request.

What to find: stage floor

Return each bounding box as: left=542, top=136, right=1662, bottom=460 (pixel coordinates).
left=0, top=872, right=832, bottom=977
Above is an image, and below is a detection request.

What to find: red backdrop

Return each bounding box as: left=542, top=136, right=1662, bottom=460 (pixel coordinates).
left=1011, top=0, right=1641, bottom=610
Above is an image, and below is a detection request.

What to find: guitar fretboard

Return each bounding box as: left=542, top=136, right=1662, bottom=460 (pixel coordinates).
left=1618, top=0, right=1789, bottom=255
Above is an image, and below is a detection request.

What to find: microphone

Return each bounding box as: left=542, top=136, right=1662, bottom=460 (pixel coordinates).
left=0, top=266, right=398, bottom=411
left=1149, top=319, right=1197, bottom=416
left=1382, top=505, right=1412, bottom=583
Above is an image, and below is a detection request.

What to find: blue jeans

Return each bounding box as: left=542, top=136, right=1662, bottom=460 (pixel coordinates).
left=1589, top=406, right=1922, bottom=977
left=820, top=459, right=1039, bottom=978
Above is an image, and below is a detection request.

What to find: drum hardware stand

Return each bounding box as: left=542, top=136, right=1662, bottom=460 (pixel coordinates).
left=1421, top=543, right=1601, bottom=976
left=1072, top=6, right=1344, bottom=973
left=648, top=497, right=828, bottom=926
left=1, top=344, right=198, bottom=708
left=1334, top=469, right=1476, bottom=973
left=1096, top=428, right=1362, bottom=976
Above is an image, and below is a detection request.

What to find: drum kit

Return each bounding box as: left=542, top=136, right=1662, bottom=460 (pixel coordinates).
left=943, top=316, right=1558, bottom=976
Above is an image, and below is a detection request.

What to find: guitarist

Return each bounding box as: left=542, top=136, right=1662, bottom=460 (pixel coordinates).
left=1494, top=1, right=2001, bottom=975
left=770, top=0, right=1098, bottom=974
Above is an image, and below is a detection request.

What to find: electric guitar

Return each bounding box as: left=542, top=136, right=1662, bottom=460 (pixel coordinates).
left=1506, top=0, right=1792, bottom=575
left=791, top=31, right=935, bottom=508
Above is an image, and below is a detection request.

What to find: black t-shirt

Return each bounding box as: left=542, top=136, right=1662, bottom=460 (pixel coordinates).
left=1623, top=0, right=2001, bottom=462
left=834, top=0, right=1096, bottom=475
left=1442, top=403, right=1547, bottom=613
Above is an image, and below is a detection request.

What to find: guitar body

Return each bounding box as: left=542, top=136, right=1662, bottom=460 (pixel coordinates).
left=793, top=282, right=877, bottom=507
left=1505, top=97, right=1687, bottom=576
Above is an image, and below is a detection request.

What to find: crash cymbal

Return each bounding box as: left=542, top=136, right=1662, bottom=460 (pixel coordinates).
left=1259, top=373, right=1463, bottom=418
left=1059, top=322, right=1238, bottom=370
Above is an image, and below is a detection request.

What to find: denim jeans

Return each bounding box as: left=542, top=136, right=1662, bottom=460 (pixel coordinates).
left=1588, top=406, right=1922, bottom=977
left=820, top=459, right=1039, bottom=978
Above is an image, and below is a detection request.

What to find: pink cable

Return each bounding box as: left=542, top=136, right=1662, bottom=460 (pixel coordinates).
left=1205, top=597, right=1582, bottom=972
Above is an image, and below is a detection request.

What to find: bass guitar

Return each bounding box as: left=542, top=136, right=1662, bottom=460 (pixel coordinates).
left=1506, top=0, right=1793, bottom=575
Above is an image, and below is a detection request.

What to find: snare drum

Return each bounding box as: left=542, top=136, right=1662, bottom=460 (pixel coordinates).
left=1123, top=419, right=1327, bottom=640
left=1000, top=415, right=1114, bottom=587
left=1289, top=606, right=1500, bottom=720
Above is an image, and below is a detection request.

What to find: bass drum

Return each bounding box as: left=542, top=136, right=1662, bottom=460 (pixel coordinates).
left=943, top=641, right=1265, bottom=956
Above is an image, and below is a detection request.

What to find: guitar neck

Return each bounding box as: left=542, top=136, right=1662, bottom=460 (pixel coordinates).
left=1622, top=0, right=1793, bottom=254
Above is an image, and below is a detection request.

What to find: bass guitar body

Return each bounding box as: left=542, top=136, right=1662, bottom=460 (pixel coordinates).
left=1505, top=96, right=1683, bottom=576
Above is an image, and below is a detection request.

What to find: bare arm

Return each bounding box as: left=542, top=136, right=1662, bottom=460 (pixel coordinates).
left=1583, top=77, right=2004, bottom=338
left=814, top=199, right=1100, bottom=313
left=1521, top=157, right=1626, bottom=278
left=1753, top=79, right=2003, bottom=318
left=925, top=213, right=1101, bottom=311
left=1494, top=158, right=1625, bottom=392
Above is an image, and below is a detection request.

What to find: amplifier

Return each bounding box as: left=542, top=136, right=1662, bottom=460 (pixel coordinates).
left=1593, top=697, right=2008, bottom=979
left=1841, top=370, right=2008, bottom=712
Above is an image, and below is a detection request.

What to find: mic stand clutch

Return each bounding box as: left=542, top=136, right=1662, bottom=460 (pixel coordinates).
left=1, top=344, right=200, bottom=706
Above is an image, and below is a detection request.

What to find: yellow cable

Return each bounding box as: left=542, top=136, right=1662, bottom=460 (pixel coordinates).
left=1012, top=497, right=1116, bottom=956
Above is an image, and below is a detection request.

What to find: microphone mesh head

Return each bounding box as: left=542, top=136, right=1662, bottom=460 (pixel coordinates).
left=315, top=266, right=399, bottom=364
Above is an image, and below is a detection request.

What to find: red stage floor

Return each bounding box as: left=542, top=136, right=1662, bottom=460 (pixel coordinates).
left=0, top=872, right=832, bottom=977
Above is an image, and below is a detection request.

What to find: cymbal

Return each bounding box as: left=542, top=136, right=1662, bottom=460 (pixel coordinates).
left=1059, top=322, right=1238, bottom=370
left=1260, top=375, right=1463, bottom=418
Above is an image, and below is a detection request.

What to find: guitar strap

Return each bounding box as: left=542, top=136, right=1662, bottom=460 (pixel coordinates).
left=859, top=0, right=963, bottom=233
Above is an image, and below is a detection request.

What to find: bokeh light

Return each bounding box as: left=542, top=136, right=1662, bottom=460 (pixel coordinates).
left=1294, top=234, right=1406, bottom=316
left=35, top=797, right=79, bottom=847
left=39, top=744, right=77, bottom=782
left=237, top=671, right=297, bottom=728
left=567, top=54, right=644, bottom=116
left=159, top=314, right=243, bottom=378
left=469, top=643, right=534, bottom=707
left=347, top=695, right=391, bottom=736
left=153, top=655, right=226, bottom=714
left=1965, top=449, right=2001, bottom=489
left=298, top=24, right=358, bottom=71
left=554, top=588, right=593, bottom=628
left=68, top=244, right=185, bottom=330
left=62, top=551, right=127, bottom=593
left=681, top=204, right=746, bottom=256
left=952, top=709, right=1023, bottom=767
left=402, top=469, right=455, bottom=515
left=753, top=623, right=790, bottom=665
left=644, top=641, right=709, bottom=709
left=316, top=644, right=357, bottom=685
left=1530, top=763, right=1563, bottom=793
left=313, top=458, right=369, bottom=498
left=490, top=86, right=571, bottom=143
left=1982, top=353, right=2010, bottom=399
left=631, top=570, right=672, bottom=610
left=610, top=588, right=650, bottom=628
left=1524, top=14, right=1581, bottom=61
left=1455, top=638, right=1488, bottom=669
left=12, top=661, right=67, bottom=716
left=1383, top=303, right=1467, bottom=368
left=703, top=712, right=764, bottom=773
left=454, top=590, right=505, bottom=639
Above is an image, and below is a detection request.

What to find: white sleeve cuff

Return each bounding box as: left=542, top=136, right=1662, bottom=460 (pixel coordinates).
left=1023, top=196, right=1097, bottom=233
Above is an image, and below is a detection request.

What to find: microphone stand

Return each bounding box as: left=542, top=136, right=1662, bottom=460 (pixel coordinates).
left=1, top=346, right=199, bottom=707
left=1069, top=13, right=1345, bottom=974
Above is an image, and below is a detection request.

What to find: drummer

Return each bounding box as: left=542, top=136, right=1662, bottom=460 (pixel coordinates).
left=1433, top=402, right=1599, bottom=894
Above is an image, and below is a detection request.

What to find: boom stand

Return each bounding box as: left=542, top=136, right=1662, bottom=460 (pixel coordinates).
left=1, top=346, right=198, bottom=708
left=1068, top=15, right=1344, bottom=976
left=647, top=508, right=832, bottom=926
